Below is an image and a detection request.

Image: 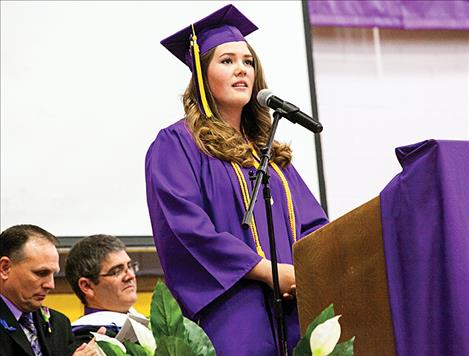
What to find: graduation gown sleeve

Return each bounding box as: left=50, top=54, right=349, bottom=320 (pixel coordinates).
left=145, top=121, right=262, bottom=318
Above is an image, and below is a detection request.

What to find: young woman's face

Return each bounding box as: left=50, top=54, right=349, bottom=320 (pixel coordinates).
left=207, top=41, right=255, bottom=112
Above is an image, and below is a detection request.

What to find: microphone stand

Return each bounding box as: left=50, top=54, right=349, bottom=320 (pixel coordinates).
left=242, top=110, right=288, bottom=356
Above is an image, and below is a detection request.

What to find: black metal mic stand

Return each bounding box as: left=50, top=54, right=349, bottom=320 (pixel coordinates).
left=242, top=110, right=288, bottom=356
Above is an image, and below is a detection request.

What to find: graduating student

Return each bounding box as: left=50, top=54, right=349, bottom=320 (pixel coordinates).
left=145, top=4, right=328, bottom=355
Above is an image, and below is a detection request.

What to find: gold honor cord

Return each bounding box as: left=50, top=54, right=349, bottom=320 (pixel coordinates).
left=269, top=163, right=297, bottom=242
left=231, top=162, right=265, bottom=257
left=190, top=25, right=213, bottom=118
left=231, top=150, right=297, bottom=258
left=249, top=149, right=297, bottom=243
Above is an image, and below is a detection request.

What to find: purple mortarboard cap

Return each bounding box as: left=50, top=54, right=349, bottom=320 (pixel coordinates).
left=161, top=4, right=258, bottom=70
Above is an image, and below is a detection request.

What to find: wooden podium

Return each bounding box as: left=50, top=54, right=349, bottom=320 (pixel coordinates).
left=293, top=196, right=396, bottom=355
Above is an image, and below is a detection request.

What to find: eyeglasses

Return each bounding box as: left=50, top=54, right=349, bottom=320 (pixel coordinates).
left=99, top=261, right=140, bottom=278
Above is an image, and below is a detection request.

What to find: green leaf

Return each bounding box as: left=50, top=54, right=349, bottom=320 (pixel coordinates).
left=155, top=336, right=196, bottom=356
left=123, top=341, right=153, bottom=356
left=292, top=334, right=310, bottom=356
left=307, top=304, right=336, bottom=335
left=293, top=304, right=335, bottom=356
left=182, top=317, right=216, bottom=356
left=97, top=341, right=127, bottom=356
left=150, top=280, right=185, bottom=343
left=329, top=337, right=355, bottom=356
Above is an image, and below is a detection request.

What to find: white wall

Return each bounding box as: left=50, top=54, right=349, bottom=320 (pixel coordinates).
left=1, top=1, right=317, bottom=235
left=313, top=27, right=469, bottom=219
left=2, top=1, right=468, bottom=235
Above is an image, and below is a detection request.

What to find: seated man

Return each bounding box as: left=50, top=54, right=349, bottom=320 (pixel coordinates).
left=65, top=234, right=143, bottom=343
left=0, top=224, right=101, bottom=356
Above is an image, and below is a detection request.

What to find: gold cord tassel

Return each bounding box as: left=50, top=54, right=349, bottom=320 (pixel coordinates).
left=191, top=25, right=213, bottom=118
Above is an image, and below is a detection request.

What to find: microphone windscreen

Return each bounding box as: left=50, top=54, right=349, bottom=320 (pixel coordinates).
left=256, top=89, right=274, bottom=107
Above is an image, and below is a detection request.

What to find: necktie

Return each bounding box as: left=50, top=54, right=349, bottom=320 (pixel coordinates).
left=19, top=313, right=43, bottom=356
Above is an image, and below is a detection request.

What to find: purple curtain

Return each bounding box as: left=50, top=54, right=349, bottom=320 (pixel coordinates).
left=308, top=0, right=469, bottom=30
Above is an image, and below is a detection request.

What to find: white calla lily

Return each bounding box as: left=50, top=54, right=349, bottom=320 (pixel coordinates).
left=309, top=315, right=342, bottom=356
left=129, top=318, right=157, bottom=352
left=91, top=331, right=127, bottom=353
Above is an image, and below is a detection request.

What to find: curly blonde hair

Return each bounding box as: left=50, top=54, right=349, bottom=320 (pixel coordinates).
left=183, top=42, right=292, bottom=168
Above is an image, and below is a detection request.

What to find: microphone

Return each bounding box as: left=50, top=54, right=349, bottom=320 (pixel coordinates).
left=257, top=89, right=323, bottom=133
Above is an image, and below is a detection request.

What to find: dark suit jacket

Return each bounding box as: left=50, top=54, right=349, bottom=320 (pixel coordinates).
left=0, top=297, right=77, bottom=356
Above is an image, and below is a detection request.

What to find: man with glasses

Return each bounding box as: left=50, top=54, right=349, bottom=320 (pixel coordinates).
left=65, top=234, right=143, bottom=343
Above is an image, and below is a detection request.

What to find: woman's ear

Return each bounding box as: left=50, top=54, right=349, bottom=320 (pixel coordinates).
left=78, top=277, right=95, bottom=299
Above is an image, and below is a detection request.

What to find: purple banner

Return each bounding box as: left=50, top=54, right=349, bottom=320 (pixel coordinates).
left=308, top=0, right=469, bottom=30
left=380, top=140, right=469, bottom=355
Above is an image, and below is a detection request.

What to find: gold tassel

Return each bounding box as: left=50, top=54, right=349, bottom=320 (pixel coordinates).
left=191, top=25, right=213, bottom=118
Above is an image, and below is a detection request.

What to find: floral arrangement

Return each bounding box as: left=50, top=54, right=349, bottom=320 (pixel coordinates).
left=96, top=281, right=354, bottom=356
left=94, top=280, right=215, bottom=355
left=293, top=304, right=354, bottom=356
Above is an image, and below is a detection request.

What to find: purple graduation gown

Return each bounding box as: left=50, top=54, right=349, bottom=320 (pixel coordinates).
left=145, top=119, right=328, bottom=355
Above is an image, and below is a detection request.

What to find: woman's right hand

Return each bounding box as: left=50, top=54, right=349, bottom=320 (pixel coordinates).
left=276, top=263, right=296, bottom=300
left=246, top=258, right=296, bottom=300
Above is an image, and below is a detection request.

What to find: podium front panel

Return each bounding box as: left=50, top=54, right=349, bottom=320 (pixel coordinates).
left=293, top=196, right=396, bottom=355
